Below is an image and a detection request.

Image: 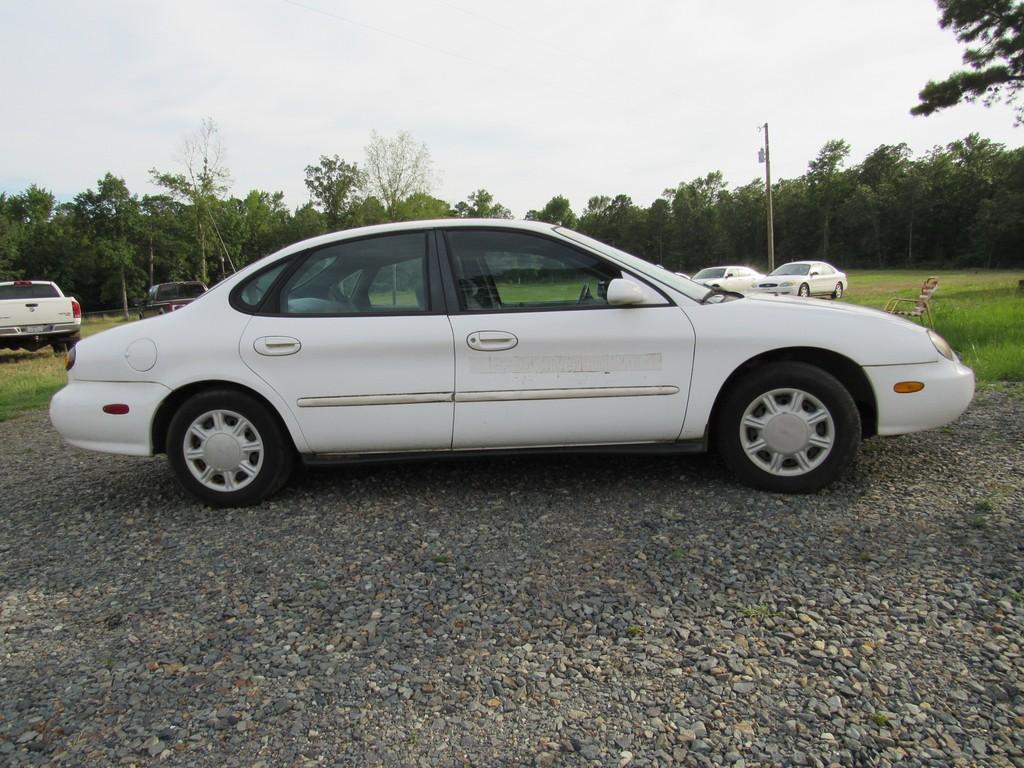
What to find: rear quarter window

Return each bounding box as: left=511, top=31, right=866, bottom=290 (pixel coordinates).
left=231, top=260, right=291, bottom=313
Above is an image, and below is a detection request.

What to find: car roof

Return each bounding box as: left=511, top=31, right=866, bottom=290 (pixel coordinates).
left=290, top=218, right=558, bottom=250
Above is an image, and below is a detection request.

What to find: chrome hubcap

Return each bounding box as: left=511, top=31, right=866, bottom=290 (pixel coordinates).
left=182, top=409, right=264, bottom=492
left=739, top=388, right=834, bottom=476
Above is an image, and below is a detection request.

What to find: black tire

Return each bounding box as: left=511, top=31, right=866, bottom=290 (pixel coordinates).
left=50, top=333, right=80, bottom=354
left=715, top=362, right=861, bottom=493
left=832, top=282, right=844, bottom=299
left=167, top=389, right=294, bottom=507
left=798, top=283, right=810, bottom=298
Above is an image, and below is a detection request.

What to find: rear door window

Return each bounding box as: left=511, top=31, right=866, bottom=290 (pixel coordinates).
left=277, top=232, right=428, bottom=316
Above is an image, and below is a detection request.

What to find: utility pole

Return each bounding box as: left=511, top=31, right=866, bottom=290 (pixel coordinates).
left=758, top=123, right=776, bottom=273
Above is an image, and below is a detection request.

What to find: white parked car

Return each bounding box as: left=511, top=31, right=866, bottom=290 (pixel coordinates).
left=752, top=261, right=848, bottom=298
left=691, top=266, right=764, bottom=293
left=50, top=220, right=973, bottom=507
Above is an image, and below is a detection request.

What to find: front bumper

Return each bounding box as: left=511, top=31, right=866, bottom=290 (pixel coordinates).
left=50, top=380, right=171, bottom=456
left=864, top=358, right=975, bottom=436
left=751, top=286, right=797, bottom=296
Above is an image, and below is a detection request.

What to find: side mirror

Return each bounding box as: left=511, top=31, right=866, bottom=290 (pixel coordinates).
left=607, top=278, right=645, bottom=305
left=725, top=272, right=734, bottom=278
left=810, top=271, right=819, bottom=277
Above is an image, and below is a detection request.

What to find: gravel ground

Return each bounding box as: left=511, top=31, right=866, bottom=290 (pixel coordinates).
left=1, top=387, right=1022, bottom=768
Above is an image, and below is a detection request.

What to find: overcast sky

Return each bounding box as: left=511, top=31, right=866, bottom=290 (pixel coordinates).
left=2, top=0, right=1020, bottom=217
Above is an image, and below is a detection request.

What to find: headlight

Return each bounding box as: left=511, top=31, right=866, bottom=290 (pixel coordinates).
left=928, top=330, right=956, bottom=360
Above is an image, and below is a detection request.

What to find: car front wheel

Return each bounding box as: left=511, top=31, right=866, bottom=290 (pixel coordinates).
left=716, top=362, right=860, bottom=493
left=167, top=389, right=294, bottom=507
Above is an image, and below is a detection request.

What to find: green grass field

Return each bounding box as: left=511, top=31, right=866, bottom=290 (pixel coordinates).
left=1, top=271, right=1021, bottom=422
left=843, top=270, right=1024, bottom=382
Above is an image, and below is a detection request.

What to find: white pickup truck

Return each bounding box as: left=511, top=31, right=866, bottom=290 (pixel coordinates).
left=0, top=280, right=82, bottom=352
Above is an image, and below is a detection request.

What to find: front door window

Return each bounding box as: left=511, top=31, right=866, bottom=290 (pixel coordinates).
left=446, top=230, right=625, bottom=312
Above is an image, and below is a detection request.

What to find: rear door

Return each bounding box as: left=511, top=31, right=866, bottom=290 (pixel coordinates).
left=238, top=231, right=456, bottom=454
left=441, top=228, right=694, bottom=450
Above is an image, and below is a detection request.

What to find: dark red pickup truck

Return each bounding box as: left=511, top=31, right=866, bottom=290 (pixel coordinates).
left=139, top=281, right=208, bottom=319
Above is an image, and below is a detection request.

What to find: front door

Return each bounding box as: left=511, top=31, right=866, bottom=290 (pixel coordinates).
left=239, top=231, right=455, bottom=454
left=441, top=228, right=694, bottom=450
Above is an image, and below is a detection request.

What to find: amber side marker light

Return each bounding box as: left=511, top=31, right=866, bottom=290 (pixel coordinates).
left=102, top=404, right=130, bottom=415
left=894, top=381, right=925, bottom=394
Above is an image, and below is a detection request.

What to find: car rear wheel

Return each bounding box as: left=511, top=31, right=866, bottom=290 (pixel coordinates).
left=716, top=362, right=860, bottom=493
left=167, top=389, right=294, bottom=507
left=832, top=282, right=844, bottom=299
left=798, top=283, right=810, bottom=297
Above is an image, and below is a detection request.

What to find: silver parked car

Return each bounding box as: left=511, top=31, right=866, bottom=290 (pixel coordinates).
left=752, top=261, right=847, bottom=299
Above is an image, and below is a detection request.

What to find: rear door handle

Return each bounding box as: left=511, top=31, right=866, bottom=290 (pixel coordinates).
left=254, top=336, right=302, bottom=356
left=467, top=331, right=518, bottom=351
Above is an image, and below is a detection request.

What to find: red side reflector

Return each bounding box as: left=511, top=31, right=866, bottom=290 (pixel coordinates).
left=102, top=404, right=130, bottom=415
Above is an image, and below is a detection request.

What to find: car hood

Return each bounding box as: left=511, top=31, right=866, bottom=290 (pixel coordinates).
left=737, top=292, right=921, bottom=331
left=741, top=291, right=898, bottom=319
left=688, top=292, right=942, bottom=366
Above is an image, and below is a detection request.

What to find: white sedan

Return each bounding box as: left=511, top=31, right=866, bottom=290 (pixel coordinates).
left=752, top=261, right=848, bottom=298
left=691, top=266, right=764, bottom=293
left=50, top=220, right=974, bottom=507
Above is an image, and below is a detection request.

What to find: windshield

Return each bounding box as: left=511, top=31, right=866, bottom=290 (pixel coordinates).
left=555, top=227, right=708, bottom=301
left=693, top=268, right=726, bottom=279
left=769, top=263, right=810, bottom=276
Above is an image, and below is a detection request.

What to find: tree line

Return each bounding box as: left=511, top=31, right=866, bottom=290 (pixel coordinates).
left=1, top=124, right=1022, bottom=313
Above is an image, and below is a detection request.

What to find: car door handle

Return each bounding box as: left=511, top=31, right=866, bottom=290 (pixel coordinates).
left=254, top=336, right=302, bottom=356
left=467, top=331, right=518, bottom=351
